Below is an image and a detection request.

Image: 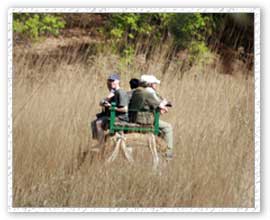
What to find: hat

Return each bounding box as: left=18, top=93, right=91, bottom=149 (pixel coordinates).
left=140, top=74, right=160, bottom=84
left=108, top=73, right=120, bottom=81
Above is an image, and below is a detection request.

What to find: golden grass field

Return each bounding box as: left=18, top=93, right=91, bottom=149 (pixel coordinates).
left=12, top=43, right=254, bottom=207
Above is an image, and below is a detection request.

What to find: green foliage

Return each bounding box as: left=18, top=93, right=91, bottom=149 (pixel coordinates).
left=40, top=15, right=65, bottom=36
left=108, top=13, right=154, bottom=41
left=103, top=13, right=215, bottom=62
left=166, top=13, right=216, bottom=65
left=13, top=13, right=254, bottom=70
left=121, top=46, right=135, bottom=65
left=13, top=13, right=65, bottom=40
left=103, top=13, right=173, bottom=63
left=188, top=41, right=210, bottom=64
left=168, top=13, right=212, bottom=48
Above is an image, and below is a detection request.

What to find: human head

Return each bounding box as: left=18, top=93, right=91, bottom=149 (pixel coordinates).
left=129, top=78, right=140, bottom=89
left=140, top=74, right=160, bottom=90
left=107, top=73, right=120, bottom=90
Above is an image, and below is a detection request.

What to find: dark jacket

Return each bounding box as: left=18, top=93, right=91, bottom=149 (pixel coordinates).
left=128, top=87, right=161, bottom=124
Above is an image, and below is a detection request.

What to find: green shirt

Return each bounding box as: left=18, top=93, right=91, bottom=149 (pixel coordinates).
left=128, top=87, right=161, bottom=124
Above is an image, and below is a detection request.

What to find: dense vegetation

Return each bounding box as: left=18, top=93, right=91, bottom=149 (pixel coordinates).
left=13, top=13, right=254, bottom=65
left=13, top=13, right=66, bottom=40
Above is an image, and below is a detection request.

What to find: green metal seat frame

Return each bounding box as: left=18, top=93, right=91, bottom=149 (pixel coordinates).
left=109, top=102, right=160, bottom=135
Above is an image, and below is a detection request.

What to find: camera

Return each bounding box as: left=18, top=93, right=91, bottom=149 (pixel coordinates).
left=100, top=99, right=110, bottom=106
left=165, top=101, right=172, bottom=107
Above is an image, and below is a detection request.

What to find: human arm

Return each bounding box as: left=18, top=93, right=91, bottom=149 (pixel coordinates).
left=115, top=106, right=128, bottom=113
left=145, top=92, right=169, bottom=114
left=99, top=90, right=115, bottom=107
left=114, top=89, right=128, bottom=113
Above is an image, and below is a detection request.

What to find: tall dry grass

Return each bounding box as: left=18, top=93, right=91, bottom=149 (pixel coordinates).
left=12, top=42, right=254, bottom=207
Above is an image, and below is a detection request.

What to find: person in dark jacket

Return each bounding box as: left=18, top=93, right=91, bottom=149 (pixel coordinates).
left=127, top=78, right=140, bottom=102
left=129, top=74, right=174, bottom=159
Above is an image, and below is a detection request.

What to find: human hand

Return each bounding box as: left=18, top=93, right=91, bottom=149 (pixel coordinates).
left=160, top=107, right=168, bottom=114
left=104, top=102, right=111, bottom=107
left=107, top=92, right=115, bottom=99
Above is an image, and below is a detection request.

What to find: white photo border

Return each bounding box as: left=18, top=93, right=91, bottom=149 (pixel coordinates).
left=7, top=7, right=260, bottom=212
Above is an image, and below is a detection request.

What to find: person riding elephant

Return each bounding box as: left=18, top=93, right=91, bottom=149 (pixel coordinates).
left=128, top=74, right=174, bottom=159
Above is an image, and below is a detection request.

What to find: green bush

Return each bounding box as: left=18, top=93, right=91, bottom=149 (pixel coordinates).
left=13, top=13, right=65, bottom=40
left=168, top=13, right=211, bottom=47
left=188, top=41, right=210, bottom=64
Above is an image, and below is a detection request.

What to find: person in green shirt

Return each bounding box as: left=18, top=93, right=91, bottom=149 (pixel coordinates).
left=129, top=75, right=174, bottom=159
